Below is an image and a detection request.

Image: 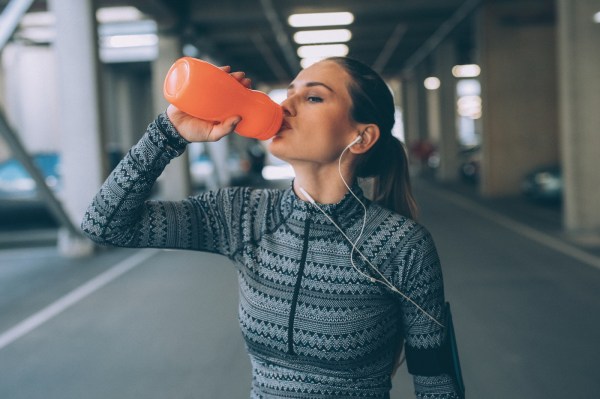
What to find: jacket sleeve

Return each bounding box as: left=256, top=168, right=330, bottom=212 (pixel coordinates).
left=397, top=226, right=462, bottom=399
left=80, top=112, right=249, bottom=257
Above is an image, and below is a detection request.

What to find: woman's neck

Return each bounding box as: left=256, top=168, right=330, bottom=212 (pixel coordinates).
left=292, top=162, right=355, bottom=204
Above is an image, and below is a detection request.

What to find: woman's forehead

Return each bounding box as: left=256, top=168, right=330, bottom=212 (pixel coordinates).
left=291, top=61, right=350, bottom=92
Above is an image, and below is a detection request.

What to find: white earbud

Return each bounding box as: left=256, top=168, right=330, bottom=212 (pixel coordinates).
left=349, top=135, right=363, bottom=147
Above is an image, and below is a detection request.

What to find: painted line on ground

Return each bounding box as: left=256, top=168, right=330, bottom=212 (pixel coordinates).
left=423, top=184, right=600, bottom=271
left=0, top=248, right=157, bottom=351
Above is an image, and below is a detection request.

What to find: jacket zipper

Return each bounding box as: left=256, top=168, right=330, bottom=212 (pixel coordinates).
left=287, top=217, right=311, bottom=355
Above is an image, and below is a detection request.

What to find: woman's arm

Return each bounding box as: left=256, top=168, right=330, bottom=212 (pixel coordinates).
left=80, top=113, right=248, bottom=255
left=397, top=226, right=462, bottom=399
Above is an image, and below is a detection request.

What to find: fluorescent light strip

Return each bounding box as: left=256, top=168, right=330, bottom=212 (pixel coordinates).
left=97, top=6, right=145, bottom=23
left=293, top=29, right=351, bottom=44
left=297, top=44, right=349, bottom=59
left=288, top=12, right=354, bottom=28
left=452, top=64, right=480, bottom=78
left=594, top=11, right=600, bottom=23
left=101, top=33, right=158, bottom=48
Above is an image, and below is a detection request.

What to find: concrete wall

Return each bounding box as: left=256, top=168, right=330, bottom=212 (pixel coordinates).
left=557, top=0, right=600, bottom=232
left=478, top=0, right=559, bottom=197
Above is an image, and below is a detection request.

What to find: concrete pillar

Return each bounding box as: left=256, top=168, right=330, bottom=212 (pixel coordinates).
left=434, top=40, right=460, bottom=182
left=0, top=60, right=7, bottom=160
left=49, top=0, right=104, bottom=257
left=401, top=75, right=418, bottom=146
left=402, top=67, right=430, bottom=170
left=106, top=70, right=136, bottom=150
left=557, top=0, right=600, bottom=232
left=426, top=80, right=441, bottom=145
left=387, top=78, right=404, bottom=141
left=477, top=0, right=559, bottom=197
left=152, top=34, right=191, bottom=199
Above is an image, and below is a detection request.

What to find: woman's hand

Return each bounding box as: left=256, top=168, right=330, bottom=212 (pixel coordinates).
left=166, top=66, right=252, bottom=142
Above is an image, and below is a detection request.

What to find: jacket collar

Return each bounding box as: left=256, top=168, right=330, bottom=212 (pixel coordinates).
left=280, top=180, right=368, bottom=229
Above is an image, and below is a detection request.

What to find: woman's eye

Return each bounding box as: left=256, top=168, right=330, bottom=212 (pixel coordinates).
left=307, top=96, right=323, bottom=103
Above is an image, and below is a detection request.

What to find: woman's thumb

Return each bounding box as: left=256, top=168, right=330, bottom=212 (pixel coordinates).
left=211, top=116, right=241, bottom=141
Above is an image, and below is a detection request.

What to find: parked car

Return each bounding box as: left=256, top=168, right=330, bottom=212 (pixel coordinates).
left=521, top=164, right=562, bottom=203
left=458, top=145, right=481, bottom=184
left=0, top=153, right=61, bottom=230
left=0, top=153, right=61, bottom=199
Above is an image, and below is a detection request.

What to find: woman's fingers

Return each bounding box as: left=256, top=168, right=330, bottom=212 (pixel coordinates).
left=241, top=77, right=252, bottom=88
left=208, top=115, right=242, bottom=141
left=230, top=71, right=252, bottom=88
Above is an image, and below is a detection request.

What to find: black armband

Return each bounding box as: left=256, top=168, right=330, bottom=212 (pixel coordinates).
left=406, top=302, right=465, bottom=398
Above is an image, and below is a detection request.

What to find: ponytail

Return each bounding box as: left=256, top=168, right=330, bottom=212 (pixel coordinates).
left=357, top=135, right=418, bottom=220
left=371, top=137, right=418, bottom=220
left=326, top=56, right=418, bottom=220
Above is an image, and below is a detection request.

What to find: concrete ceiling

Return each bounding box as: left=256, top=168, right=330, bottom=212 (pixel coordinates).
left=14, top=0, right=480, bottom=85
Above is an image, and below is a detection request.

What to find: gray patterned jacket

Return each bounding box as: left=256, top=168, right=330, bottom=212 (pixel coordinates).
left=81, top=113, right=460, bottom=398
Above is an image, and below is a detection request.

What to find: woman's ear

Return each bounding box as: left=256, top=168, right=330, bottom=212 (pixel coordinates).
left=349, top=124, right=380, bottom=154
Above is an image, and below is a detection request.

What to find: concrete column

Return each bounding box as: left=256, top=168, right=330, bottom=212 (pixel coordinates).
left=402, top=67, right=430, bottom=171
left=401, top=75, right=418, bottom=146
left=477, top=0, right=559, bottom=197
left=49, top=0, right=104, bottom=257
left=434, top=40, right=460, bottom=182
left=152, top=34, right=192, bottom=199
left=387, top=78, right=404, bottom=140
left=426, top=81, right=441, bottom=145
left=557, top=0, right=600, bottom=232
left=105, top=69, right=136, bottom=150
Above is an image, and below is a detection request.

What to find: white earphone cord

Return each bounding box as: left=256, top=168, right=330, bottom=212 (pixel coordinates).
left=300, top=141, right=444, bottom=329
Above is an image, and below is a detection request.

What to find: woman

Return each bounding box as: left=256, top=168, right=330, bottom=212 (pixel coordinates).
left=82, top=57, right=462, bottom=398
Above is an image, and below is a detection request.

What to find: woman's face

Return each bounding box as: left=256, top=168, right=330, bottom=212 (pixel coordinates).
left=268, top=61, right=360, bottom=167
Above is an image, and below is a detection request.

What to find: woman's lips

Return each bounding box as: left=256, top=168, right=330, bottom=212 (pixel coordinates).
left=278, top=120, right=291, bottom=133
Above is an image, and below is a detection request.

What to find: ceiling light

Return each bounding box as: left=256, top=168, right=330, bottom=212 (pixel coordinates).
left=20, top=12, right=54, bottom=27
left=424, top=77, right=441, bottom=90
left=96, top=6, right=145, bottom=23
left=297, top=44, right=349, bottom=59
left=293, top=29, right=352, bottom=44
left=288, top=12, right=354, bottom=28
left=452, top=64, right=481, bottom=78
left=101, top=33, right=158, bottom=48
left=594, top=11, right=600, bottom=23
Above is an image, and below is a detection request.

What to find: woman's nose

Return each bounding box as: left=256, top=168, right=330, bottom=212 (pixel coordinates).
left=281, top=97, right=295, bottom=117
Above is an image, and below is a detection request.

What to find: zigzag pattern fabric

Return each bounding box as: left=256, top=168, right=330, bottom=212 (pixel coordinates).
left=81, top=114, right=460, bottom=398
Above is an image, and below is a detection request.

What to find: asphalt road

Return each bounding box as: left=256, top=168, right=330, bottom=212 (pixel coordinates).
left=0, top=179, right=598, bottom=398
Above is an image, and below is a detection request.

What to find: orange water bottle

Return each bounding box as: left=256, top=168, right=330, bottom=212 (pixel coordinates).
left=163, top=57, right=283, bottom=140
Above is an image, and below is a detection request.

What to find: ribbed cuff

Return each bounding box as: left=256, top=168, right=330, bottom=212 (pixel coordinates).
left=154, top=112, right=190, bottom=155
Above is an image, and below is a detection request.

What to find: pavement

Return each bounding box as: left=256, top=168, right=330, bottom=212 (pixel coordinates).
left=0, top=177, right=599, bottom=398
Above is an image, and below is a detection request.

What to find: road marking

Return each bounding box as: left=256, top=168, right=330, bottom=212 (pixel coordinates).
left=0, top=249, right=157, bottom=351
left=423, top=184, right=600, bottom=271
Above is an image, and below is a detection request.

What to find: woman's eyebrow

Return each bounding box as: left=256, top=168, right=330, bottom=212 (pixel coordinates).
left=287, top=82, right=335, bottom=93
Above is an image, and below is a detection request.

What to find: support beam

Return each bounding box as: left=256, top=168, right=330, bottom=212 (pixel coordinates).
left=403, top=0, right=483, bottom=73
left=0, top=0, right=35, bottom=50
left=372, top=23, right=407, bottom=74
left=251, top=32, right=289, bottom=82
left=0, top=109, right=79, bottom=236
left=259, top=0, right=299, bottom=77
